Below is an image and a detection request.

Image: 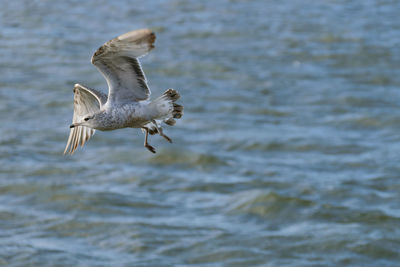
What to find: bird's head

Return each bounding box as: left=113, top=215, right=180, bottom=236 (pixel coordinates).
left=70, top=113, right=100, bottom=129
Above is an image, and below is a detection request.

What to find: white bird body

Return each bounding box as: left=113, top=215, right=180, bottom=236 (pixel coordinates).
left=89, top=100, right=168, bottom=131
left=89, top=102, right=147, bottom=131
left=64, top=29, right=183, bottom=154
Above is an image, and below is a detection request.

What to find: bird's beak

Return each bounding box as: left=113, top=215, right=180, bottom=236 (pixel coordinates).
left=70, top=124, right=75, bottom=128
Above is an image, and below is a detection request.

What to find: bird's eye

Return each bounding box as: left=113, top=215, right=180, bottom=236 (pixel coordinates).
left=84, top=117, right=90, bottom=121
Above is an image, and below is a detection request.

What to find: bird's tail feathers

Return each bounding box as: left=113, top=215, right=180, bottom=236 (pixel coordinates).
left=150, top=89, right=183, bottom=125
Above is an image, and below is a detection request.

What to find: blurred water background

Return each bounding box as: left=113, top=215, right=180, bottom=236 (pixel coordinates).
left=1, top=0, right=400, bottom=266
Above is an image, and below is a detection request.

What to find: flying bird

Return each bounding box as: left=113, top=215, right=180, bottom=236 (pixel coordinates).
left=64, top=29, right=183, bottom=154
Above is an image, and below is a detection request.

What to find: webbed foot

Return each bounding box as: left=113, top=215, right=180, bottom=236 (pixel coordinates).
left=145, top=144, right=156, bottom=153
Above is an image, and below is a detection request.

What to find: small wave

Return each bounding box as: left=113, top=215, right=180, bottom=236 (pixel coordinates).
left=312, top=204, right=400, bottom=225
left=349, top=242, right=399, bottom=259
left=340, top=96, right=390, bottom=108
left=250, top=108, right=290, bottom=117
left=148, top=150, right=227, bottom=169
left=228, top=141, right=369, bottom=155
left=227, top=190, right=315, bottom=218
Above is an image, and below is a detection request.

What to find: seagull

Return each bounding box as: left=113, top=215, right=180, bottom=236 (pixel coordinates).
left=64, top=29, right=183, bottom=155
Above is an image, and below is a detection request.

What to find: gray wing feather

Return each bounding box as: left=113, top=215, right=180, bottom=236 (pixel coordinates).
left=91, top=29, right=156, bottom=103
left=64, top=84, right=107, bottom=155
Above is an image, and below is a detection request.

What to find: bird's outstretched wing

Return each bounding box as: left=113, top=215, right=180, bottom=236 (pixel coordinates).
left=91, top=29, right=155, bottom=103
left=64, top=84, right=107, bottom=155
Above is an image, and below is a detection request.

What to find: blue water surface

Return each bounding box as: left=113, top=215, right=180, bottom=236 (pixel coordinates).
left=1, top=0, right=400, bottom=266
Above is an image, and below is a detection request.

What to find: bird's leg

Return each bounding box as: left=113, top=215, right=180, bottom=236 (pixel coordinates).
left=142, top=127, right=156, bottom=153
left=151, top=120, right=172, bottom=143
